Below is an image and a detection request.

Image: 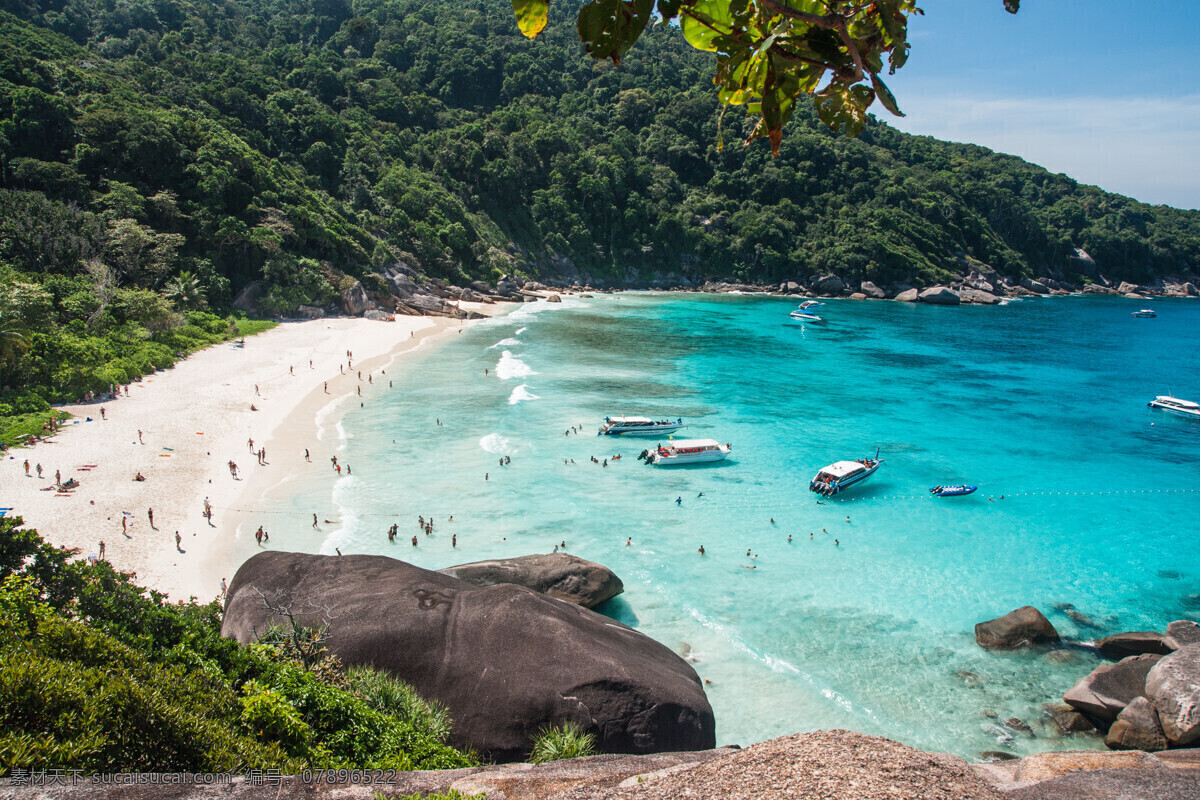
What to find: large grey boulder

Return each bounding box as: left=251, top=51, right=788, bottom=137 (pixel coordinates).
left=1064, top=654, right=1162, bottom=723
left=1106, top=696, right=1168, bottom=752
left=1145, top=643, right=1200, bottom=745
left=1116, top=281, right=1141, bottom=295
left=809, top=274, right=845, bottom=295
left=1184, top=282, right=1199, bottom=297
left=296, top=304, right=324, bottom=319
left=222, top=552, right=714, bottom=762
left=894, top=288, right=919, bottom=302
left=1021, top=277, right=1050, bottom=294
left=341, top=281, right=369, bottom=316
left=782, top=281, right=803, bottom=294
left=1098, top=631, right=1172, bottom=660
left=384, top=267, right=421, bottom=298
left=918, top=286, right=961, bottom=306
left=1069, top=247, right=1097, bottom=276
left=1165, top=620, right=1200, bottom=651
left=231, top=281, right=264, bottom=313
left=860, top=281, right=886, bottom=299
left=439, top=553, right=623, bottom=609
left=959, top=288, right=1001, bottom=305
left=975, top=607, right=1060, bottom=650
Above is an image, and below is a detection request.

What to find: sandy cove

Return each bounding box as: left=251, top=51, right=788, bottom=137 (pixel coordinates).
left=1, top=307, right=501, bottom=601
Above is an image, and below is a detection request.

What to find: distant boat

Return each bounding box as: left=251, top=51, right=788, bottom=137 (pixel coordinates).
left=643, top=439, right=730, bottom=466
left=930, top=485, right=977, bottom=497
left=809, top=452, right=882, bottom=496
left=789, top=310, right=824, bottom=324
left=1148, top=395, right=1200, bottom=420
left=798, top=300, right=825, bottom=310
left=1132, top=309, right=1157, bottom=318
left=598, top=416, right=685, bottom=437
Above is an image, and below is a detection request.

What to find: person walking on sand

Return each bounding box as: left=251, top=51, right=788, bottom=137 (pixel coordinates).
left=324, top=381, right=328, bottom=393
left=23, top=459, right=30, bottom=476
left=100, top=407, right=106, bottom=420
left=248, top=437, right=254, bottom=452
left=220, top=578, right=227, bottom=598
left=304, top=448, right=310, bottom=462
left=138, top=429, right=143, bottom=444
left=175, top=532, right=182, bottom=550
left=36, top=463, right=43, bottom=479
left=121, top=516, right=127, bottom=534
left=55, top=469, right=61, bottom=485
left=147, top=508, right=154, bottom=528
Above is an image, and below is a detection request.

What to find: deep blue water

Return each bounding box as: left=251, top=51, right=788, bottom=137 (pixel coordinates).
left=281, top=293, right=1200, bottom=759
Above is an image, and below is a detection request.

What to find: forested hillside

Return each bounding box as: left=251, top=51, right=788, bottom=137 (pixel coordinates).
left=1, top=0, right=1199, bottom=402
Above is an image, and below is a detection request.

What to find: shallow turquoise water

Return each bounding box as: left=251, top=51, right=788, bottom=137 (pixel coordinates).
left=281, top=293, right=1200, bottom=759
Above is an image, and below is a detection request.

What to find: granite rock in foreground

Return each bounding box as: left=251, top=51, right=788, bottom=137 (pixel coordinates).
left=976, top=606, right=1060, bottom=650
left=221, top=552, right=713, bottom=762
left=439, top=553, right=623, bottom=609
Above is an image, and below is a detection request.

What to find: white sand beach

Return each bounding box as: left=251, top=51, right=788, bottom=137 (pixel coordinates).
left=1, top=307, right=502, bottom=601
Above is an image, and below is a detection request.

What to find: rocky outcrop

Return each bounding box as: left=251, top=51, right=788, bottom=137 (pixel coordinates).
left=341, top=281, right=369, bottom=316
left=1165, top=620, right=1200, bottom=651
left=781, top=281, right=803, bottom=294
left=975, top=607, right=1060, bottom=650
left=959, top=288, right=1001, bottom=305
left=438, top=553, right=623, bottom=609
left=1106, top=696, right=1168, bottom=752
left=894, top=288, right=919, bottom=302
left=860, top=281, right=886, bottom=299
left=231, top=281, right=264, bottom=313
left=1063, top=653, right=1161, bottom=724
left=1021, top=277, right=1050, bottom=294
left=296, top=304, right=324, bottom=319
left=1145, top=643, right=1200, bottom=746
left=1097, top=631, right=1172, bottom=660
left=1116, top=281, right=1141, bottom=295
left=1185, top=282, right=1199, bottom=297
left=222, top=552, right=713, bottom=762
left=919, top=286, right=961, bottom=305
left=809, top=274, right=845, bottom=295
left=1046, top=703, right=1097, bottom=734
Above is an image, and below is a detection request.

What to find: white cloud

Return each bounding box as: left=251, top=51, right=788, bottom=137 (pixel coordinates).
left=884, top=92, right=1200, bottom=210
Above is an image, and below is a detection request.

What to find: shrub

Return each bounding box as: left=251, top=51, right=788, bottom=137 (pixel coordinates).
left=345, top=666, right=452, bottom=743
left=528, top=722, right=597, bottom=764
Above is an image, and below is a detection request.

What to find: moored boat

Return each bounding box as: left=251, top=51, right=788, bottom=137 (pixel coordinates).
left=930, top=485, right=977, bottom=497
left=1148, top=395, right=1200, bottom=420
left=809, top=453, right=882, bottom=495
left=644, top=439, right=730, bottom=465
left=789, top=310, right=824, bottom=323
left=1132, top=309, right=1157, bottom=318
left=798, top=300, right=825, bottom=310
left=598, top=416, right=685, bottom=436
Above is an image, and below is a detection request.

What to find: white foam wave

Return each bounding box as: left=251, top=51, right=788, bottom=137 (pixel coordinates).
left=496, top=350, right=534, bottom=380
left=479, top=432, right=514, bottom=454
left=488, top=337, right=522, bottom=349
left=508, top=384, right=540, bottom=405
left=515, top=327, right=527, bottom=335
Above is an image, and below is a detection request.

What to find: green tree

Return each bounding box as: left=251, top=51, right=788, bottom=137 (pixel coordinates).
left=163, top=271, right=207, bottom=311
left=0, top=315, right=32, bottom=392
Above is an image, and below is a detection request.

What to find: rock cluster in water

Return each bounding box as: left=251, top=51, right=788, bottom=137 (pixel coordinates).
left=221, top=551, right=713, bottom=762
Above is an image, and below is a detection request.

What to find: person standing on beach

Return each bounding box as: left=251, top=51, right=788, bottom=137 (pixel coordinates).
left=248, top=437, right=254, bottom=452
left=313, top=514, right=319, bottom=529
left=98, top=541, right=106, bottom=559
left=324, top=381, right=328, bottom=393
left=100, top=407, right=106, bottom=420
left=137, top=430, right=143, bottom=444
left=23, top=459, right=30, bottom=476
left=121, top=516, right=127, bottom=534
left=304, top=449, right=310, bottom=462
left=175, top=532, right=182, bottom=550
left=55, top=469, right=61, bottom=485
left=147, top=508, right=154, bottom=528
left=36, top=463, right=43, bottom=478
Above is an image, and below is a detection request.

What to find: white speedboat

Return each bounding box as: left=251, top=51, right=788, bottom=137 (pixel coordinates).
left=598, top=416, right=685, bottom=436
left=644, top=439, right=730, bottom=465
left=1148, top=396, right=1200, bottom=420
left=799, top=300, right=825, bottom=310
left=789, top=310, right=824, bottom=323
left=1132, top=309, right=1157, bottom=318
left=809, top=453, right=883, bottom=496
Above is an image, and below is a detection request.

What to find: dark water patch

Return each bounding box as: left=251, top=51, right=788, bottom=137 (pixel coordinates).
left=1158, top=570, right=1184, bottom=580
left=593, top=595, right=639, bottom=627
left=556, top=378, right=700, bottom=401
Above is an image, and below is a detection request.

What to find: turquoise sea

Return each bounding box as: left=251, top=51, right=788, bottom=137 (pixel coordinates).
left=278, top=293, right=1200, bottom=759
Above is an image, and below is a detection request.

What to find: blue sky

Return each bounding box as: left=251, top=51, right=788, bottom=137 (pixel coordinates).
left=878, top=0, right=1200, bottom=209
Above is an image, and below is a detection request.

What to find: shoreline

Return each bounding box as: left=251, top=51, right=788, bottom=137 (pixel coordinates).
left=1, top=306, right=504, bottom=602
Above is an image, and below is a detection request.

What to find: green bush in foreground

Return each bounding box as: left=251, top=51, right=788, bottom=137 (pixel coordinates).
left=528, top=722, right=598, bottom=765
left=0, top=517, right=477, bottom=776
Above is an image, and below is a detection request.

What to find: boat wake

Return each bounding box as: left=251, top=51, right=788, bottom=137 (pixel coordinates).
left=508, top=384, right=540, bottom=405
left=488, top=337, right=522, bottom=349
left=496, top=350, right=534, bottom=380
left=479, top=432, right=514, bottom=454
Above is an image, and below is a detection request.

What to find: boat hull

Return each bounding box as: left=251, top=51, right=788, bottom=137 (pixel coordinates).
left=789, top=312, right=824, bottom=323
left=1148, top=401, right=1200, bottom=420
left=648, top=446, right=730, bottom=466
left=809, top=461, right=881, bottom=495
left=600, top=423, right=685, bottom=437
left=931, top=485, right=977, bottom=497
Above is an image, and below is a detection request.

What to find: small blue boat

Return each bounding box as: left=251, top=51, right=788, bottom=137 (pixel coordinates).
left=930, top=485, right=977, bottom=497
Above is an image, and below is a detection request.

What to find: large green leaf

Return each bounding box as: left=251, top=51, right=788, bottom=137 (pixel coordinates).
left=511, top=0, right=549, bottom=39
left=871, top=73, right=903, bottom=117
left=577, top=0, right=654, bottom=64
left=680, top=0, right=735, bottom=53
